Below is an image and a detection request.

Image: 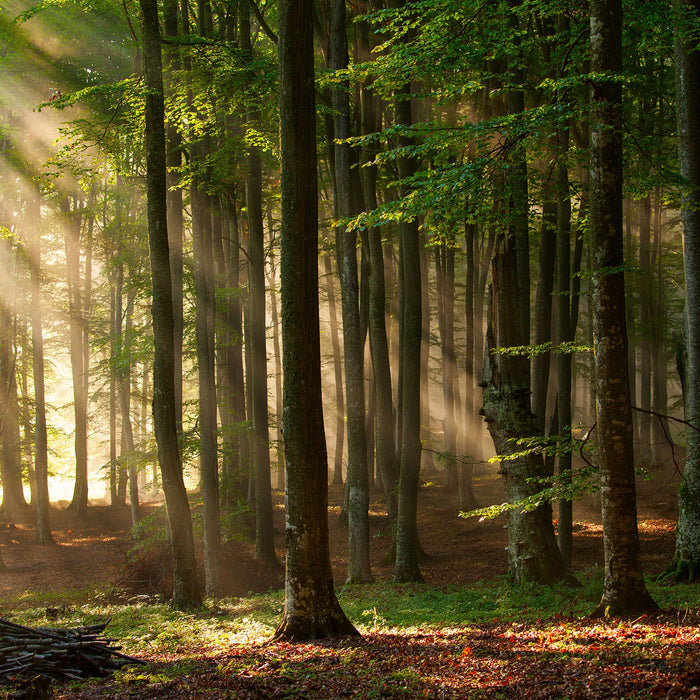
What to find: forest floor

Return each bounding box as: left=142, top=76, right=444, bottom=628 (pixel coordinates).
left=1, top=460, right=699, bottom=698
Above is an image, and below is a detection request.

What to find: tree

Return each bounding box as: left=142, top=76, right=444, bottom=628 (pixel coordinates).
left=61, top=196, right=89, bottom=517
left=589, top=0, right=657, bottom=617
left=331, top=0, right=372, bottom=584
left=139, top=0, right=200, bottom=608
left=667, top=0, right=700, bottom=581
left=240, top=0, right=277, bottom=568
left=273, top=0, right=357, bottom=640
left=27, top=189, right=52, bottom=544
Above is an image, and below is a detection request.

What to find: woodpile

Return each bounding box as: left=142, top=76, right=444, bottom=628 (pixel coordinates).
left=0, top=617, right=143, bottom=684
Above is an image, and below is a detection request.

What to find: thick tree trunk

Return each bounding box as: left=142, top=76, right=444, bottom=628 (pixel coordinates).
left=139, top=0, right=201, bottom=608
left=589, top=0, right=657, bottom=616
left=274, top=0, right=357, bottom=640
left=482, top=251, right=567, bottom=585
left=667, top=0, right=700, bottom=582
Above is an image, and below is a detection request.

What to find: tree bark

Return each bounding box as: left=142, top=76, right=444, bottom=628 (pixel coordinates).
left=589, top=0, right=657, bottom=616
left=331, top=0, right=372, bottom=584
left=62, top=198, right=88, bottom=517
left=241, top=0, right=277, bottom=568
left=274, top=0, right=357, bottom=640
left=481, top=251, right=567, bottom=585
left=666, top=0, right=700, bottom=582
left=139, top=0, right=201, bottom=607
left=393, top=82, right=424, bottom=584
left=324, top=254, right=345, bottom=486
left=27, top=191, right=52, bottom=544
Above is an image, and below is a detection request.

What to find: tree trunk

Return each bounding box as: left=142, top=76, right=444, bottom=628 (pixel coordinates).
left=531, top=197, right=557, bottom=435
left=589, top=0, right=657, bottom=616
left=556, top=118, right=573, bottom=570
left=324, top=254, right=345, bottom=486
left=219, top=196, right=247, bottom=507
left=435, top=242, right=458, bottom=490
left=267, top=245, right=285, bottom=491
left=481, top=251, right=567, bottom=585
left=163, top=0, right=184, bottom=437
left=274, top=0, right=357, bottom=640
left=109, top=275, right=119, bottom=507
left=240, top=1, right=277, bottom=569
left=0, top=284, right=27, bottom=519
left=393, top=82, right=424, bottom=584
left=331, top=0, right=372, bottom=584
left=139, top=0, right=201, bottom=607
left=358, top=11, right=399, bottom=529
left=28, top=191, right=52, bottom=544
left=117, top=282, right=140, bottom=528
left=666, top=0, right=700, bottom=582
left=62, top=198, right=88, bottom=517
left=638, top=195, right=653, bottom=464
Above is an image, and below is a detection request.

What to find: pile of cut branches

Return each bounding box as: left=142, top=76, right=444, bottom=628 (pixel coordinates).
left=0, top=617, right=142, bottom=684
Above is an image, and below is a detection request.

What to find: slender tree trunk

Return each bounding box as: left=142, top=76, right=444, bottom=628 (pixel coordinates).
left=241, top=0, right=277, bottom=568
left=331, top=0, right=371, bottom=584
left=556, top=118, right=573, bottom=569
left=419, top=237, right=435, bottom=475
left=638, top=195, right=653, bottom=464
left=219, top=196, right=247, bottom=506
left=117, top=285, right=140, bottom=527
left=324, top=254, right=345, bottom=486
left=267, top=244, right=286, bottom=491
left=531, top=196, right=557, bottom=435
left=651, top=189, right=670, bottom=464
left=393, top=80, right=424, bottom=584
left=589, top=0, right=657, bottom=616
left=28, top=191, right=52, bottom=544
left=358, top=11, right=398, bottom=528
left=460, top=221, right=477, bottom=511
left=139, top=0, right=201, bottom=607
left=109, top=275, right=119, bottom=507
left=62, top=198, right=88, bottom=517
left=274, top=0, right=357, bottom=639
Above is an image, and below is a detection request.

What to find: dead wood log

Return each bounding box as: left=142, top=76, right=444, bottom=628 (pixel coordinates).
left=0, top=617, right=143, bottom=686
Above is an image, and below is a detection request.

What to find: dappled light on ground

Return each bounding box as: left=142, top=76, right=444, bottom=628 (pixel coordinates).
left=52, top=617, right=700, bottom=699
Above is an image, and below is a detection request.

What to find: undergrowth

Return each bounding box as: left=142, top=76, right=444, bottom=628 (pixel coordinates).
left=5, top=568, right=699, bottom=656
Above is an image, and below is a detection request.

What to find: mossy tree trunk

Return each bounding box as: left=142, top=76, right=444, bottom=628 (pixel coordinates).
left=481, top=251, right=567, bottom=586
left=667, top=0, right=700, bottom=582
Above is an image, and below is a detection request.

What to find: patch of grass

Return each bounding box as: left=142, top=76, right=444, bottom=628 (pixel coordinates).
left=6, top=568, right=699, bottom=660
